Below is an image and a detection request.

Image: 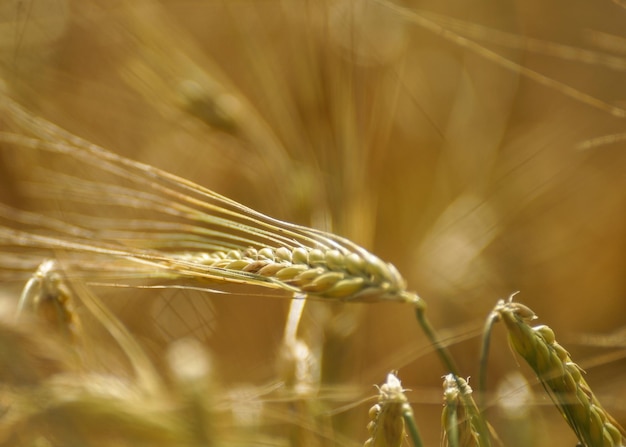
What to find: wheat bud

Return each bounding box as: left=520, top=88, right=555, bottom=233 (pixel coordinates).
left=364, top=372, right=413, bottom=447
left=442, top=374, right=483, bottom=447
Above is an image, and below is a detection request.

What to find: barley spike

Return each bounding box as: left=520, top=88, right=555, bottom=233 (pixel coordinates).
left=492, top=296, right=626, bottom=447
left=0, top=96, right=421, bottom=306
left=177, top=246, right=416, bottom=303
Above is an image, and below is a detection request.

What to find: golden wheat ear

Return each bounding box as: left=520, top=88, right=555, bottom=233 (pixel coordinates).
left=0, top=94, right=466, bottom=395
left=0, top=95, right=423, bottom=306
left=487, top=296, right=626, bottom=447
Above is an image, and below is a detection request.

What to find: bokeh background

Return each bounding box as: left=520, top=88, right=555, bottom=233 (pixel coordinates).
left=1, top=1, right=625, bottom=446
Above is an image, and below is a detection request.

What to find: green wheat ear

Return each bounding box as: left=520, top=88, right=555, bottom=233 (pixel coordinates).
left=441, top=374, right=484, bottom=447
left=365, top=372, right=423, bottom=447
left=488, top=296, right=626, bottom=447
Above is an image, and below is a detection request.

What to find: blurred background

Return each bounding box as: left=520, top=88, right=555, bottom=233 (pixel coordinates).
left=1, top=0, right=625, bottom=446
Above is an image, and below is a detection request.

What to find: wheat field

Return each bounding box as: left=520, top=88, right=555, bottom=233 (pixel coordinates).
left=0, top=1, right=625, bottom=446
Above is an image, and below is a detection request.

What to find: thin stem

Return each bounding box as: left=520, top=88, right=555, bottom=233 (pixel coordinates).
left=414, top=305, right=492, bottom=447
left=478, top=311, right=499, bottom=410
left=402, top=403, right=424, bottom=447
left=445, top=398, right=460, bottom=447
left=413, top=304, right=460, bottom=377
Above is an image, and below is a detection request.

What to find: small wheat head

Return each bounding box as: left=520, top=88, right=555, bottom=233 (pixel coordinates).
left=364, top=372, right=411, bottom=447
left=441, top=374, right=482, bottom=447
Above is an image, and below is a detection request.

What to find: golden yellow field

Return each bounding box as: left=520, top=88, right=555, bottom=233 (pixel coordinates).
left=0, top=1, right=625, bottom=446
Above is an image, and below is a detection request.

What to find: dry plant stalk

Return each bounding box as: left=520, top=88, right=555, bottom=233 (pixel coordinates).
left=491, top=297, right=626, bottom=447
left=441, top=374, right=482, bottom=447
left=276, top=332, right=328, bottom=447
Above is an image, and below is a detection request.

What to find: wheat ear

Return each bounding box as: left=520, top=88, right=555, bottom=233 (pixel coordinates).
left=0, top=95, right=465, bottom=402
left=488, top=296, right=626, bottom=447
left=16, top=259, right=82, bottom=348
left=0, top=95, right=466, bottom=401
left=365, top=372, right=423, bottom=447
left=175, top=246, right=421, bottom=303
left=441, top=374, right=484, bottom=447
left=0, top=96, right=423, bottom=307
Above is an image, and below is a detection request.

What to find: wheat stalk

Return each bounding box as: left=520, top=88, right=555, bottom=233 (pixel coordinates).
left=0, top=95, right=470, bottom=402
left=487, top=296, right=626, bottom=447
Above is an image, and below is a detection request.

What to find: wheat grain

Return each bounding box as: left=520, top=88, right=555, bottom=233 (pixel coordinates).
left=0, top=268, right=213, bottom=446
left=0, top=96, right=471, bottom=438
left=491, top=297, right=626, bottom=447
left=176, top=245, right=415, bottom=302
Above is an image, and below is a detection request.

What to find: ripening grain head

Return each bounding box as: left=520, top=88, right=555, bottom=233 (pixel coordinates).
left=493, top=298, right=626, bottom=447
